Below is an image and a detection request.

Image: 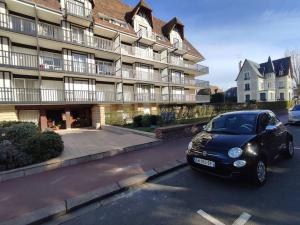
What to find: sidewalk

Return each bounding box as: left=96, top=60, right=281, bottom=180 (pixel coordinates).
left=0, top=137, right=190, bottom=223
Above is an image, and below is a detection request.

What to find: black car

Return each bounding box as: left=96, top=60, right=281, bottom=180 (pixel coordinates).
left=186, top=110, right=294, bottom=185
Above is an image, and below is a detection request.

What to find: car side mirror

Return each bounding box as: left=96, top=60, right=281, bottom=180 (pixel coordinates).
left=202, top=125, right=207, bottom=130
left=265, top=125, right=276, bottom=132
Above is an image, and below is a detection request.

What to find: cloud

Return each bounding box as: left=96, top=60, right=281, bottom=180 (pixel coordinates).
left=187, top=8, right=300, bottom=90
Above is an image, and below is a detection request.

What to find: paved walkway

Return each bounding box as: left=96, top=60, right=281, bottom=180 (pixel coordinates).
left=56, top=128, right=158, bottom=160
left=0, top=137, right=190, bottom=223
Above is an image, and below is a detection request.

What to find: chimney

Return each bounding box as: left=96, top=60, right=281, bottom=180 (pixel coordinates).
left=239, top=60, right=243, bottom=71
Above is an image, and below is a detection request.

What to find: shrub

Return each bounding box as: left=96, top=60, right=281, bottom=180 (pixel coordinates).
left=25, top=131, right=64, bottom=163
left=0, top=141, right=32, bottom=171
left=149, top=115, right=161, bottom=126
left=133, top=115, right=143, bottom=127
left=141, top=115, right=151, bottom=127
left=0, top=121, right=24, bottom=128
left=5, top=123, right=38, bottom=150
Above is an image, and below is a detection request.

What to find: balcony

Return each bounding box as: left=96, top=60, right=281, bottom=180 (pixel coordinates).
left=0, top=88, right=116, bottom=104
left=0, top=13, right=36, bottom=36
left=65, top=1, right=92, bottom=26
left=196, top=95, right=210, bottom=103
left=170, top=94, right=197, bottom=102
left=173, top=41, right=189, bottom=54
left=121, top=68, right=164, bottom=83
left=38, top=22, right=114, bottom=52
left=121, top=44, right=164, bottom=63
left=0, top=50, right=38, bottom=69
left=195, top=80, right=210, bottom=89
left=169, top=57, right=209, bottom=75
left=170, top=75, right=197, bottom=86
left=137, top=29, right=156, bottom=45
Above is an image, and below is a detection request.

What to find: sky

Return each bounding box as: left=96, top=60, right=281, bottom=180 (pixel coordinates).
left=123, top=0, right=300, bottom=90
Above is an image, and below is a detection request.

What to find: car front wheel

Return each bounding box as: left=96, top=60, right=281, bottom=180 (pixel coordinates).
left=252, top=159, right=267, bottom=186
left=284, top=140, right=294, bottom=158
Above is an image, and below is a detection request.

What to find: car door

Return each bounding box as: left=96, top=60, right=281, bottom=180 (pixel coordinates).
left=258, top=113, right=279, bottom=162
left=268, top=111, right=287, bottom=152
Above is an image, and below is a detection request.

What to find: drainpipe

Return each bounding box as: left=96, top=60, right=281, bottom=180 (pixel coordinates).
left=34, top=4, right=42, bottom=103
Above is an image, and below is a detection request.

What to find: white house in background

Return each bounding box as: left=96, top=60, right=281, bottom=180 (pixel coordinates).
left=236, top=56, right=293, bottom=103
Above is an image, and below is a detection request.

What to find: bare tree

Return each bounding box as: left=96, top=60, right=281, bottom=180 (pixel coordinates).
left=285, top=49, right=300, bottom=97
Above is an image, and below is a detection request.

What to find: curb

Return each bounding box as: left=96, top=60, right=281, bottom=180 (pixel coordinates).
left=102, top=125, right=157, bottom=139
left=0, top=158, right=187, bottom=225
left=0, top=140, right=162, bottom=183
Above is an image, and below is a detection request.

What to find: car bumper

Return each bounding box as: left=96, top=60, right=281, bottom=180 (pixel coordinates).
left=186, top=151, right=254, bottom=179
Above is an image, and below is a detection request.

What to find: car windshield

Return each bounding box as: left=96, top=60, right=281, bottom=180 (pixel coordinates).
left=205, top=113, right=257, bottom=135
left=292, top=105, right=300, bottom=111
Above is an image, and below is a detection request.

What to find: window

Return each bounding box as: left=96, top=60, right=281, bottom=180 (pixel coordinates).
left=244, top=72, right=250, bottom=80
left=245, top=94, right=250, bottom=102
left=245, top=83, right=250, bottom=91
left=71, top=26, right=84, bottom=44
left=260, top=93, right=266, bottom=101
left=278, top=81, right=284, bottom=89
left=280, top=93, right=284, bottom=100
left=72, top=53, right=87, bottom=73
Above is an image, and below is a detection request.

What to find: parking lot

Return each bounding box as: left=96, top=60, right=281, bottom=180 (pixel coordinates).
left=48, top=125, right=300, bottom=225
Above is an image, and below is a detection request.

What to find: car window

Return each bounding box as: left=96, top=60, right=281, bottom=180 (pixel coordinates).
left=258, top=113, right=270, bottom=132
left=267, top=112, right=280, bottom=126
left=293, top=105, right=300, bottom=111
left=206, top=114, right=257, bottom=135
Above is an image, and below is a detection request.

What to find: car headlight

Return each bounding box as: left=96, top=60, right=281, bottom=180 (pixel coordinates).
left=228, top=147, right=243, bottom=158
left=188, top=141, right=193, bottom=150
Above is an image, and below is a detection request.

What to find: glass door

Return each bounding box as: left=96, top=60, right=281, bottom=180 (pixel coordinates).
left=72, top=53, right=87, bottom=73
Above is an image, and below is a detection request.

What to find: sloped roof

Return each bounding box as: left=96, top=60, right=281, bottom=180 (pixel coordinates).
left=31, top=0, right=204, bottom=59
left=237, top=57, right=292, bottom=81
left=126, top=0, right=153, bottom=27
left=162, top=17, right=184, bottom=40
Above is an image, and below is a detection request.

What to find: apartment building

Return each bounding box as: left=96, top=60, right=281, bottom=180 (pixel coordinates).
left=236, top=57, right=293, bottom=103
left=0, top=0, right=209, bottom=129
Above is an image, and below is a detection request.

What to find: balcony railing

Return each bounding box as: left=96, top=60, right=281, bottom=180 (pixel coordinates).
left=0, top=50, right=38, bottom=69
left=170, top=94, right=197, bottom=102
left=38, top=22, right=114, bottom=52
left=135, top=93, right=157, bottom=102
left=0, top=13, right=36, bottom=35
left=0, top=88, right=116, bottom=103
left=173, top=41, right=189, bottom=52
left=121, top=44, right=163, bottom=63
left=137, top=29, right=156, bottom=41
left=122, top=68, right=163, bottom=82
left=65, top=1, right=92, bottom=20
left=195, top=80, right=210, bottom=89
left=196, top=95, right=210, bottom=103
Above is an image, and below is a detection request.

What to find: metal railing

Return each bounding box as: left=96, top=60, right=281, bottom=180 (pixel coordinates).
left=0, top=87, right=116, bottom=103
left=173, top=41, right=189, bottom=52
left=195, top=80, right=210, bottom=88
left=137, top=29, right=156, bottom=41
left=135, top=93, right=157, bottom=102
left=0, top=50, right=38, bottom=69
left=196, top=95, right=210, bottom=103
left=65, top=1, right=92, bottom=20
left=0, top=13, right=36, bottom=35
left=38, top=22, right=114, bottom=51
left=121, top=44, right=163, bottom=62
left=122, top=68, right=162, bottom=82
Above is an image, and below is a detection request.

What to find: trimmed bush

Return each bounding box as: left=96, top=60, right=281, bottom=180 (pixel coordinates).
left=0, top=141, right=32, bottom=171
left=141, top=115, right=151, bottom=127
left=25, top=131, right=64, bottom=163
left=5, top=123, right=38, bottom=150
left=149, top=115, right=161, bottom=126
left=0, top=121, right=24, bottom=128
left=133, top=115, right=143, bottom=127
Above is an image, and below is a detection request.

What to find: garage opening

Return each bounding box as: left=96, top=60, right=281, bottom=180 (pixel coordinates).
left=46, top=109, right=66, bottom=130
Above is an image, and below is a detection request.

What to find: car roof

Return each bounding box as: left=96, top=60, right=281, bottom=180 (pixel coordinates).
left=220, top=110, right=271, bottom=116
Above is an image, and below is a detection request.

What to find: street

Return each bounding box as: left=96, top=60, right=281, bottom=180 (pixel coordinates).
left=49, top=125, right=300, bottom=225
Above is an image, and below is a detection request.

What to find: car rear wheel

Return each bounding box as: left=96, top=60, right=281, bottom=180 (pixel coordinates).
left=284, top=140, right=294, bottom=158
left=252, top=159, right=267, bottom=186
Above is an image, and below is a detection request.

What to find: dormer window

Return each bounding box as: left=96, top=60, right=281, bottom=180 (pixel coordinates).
left=138, top=11, right=147, bottom=19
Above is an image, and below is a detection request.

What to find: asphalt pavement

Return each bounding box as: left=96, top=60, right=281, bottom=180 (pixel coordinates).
left=50, top=125, right=300, bottom=225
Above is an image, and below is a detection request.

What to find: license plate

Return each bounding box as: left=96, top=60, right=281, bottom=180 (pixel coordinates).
left=193, top=157, right=215, bottom=168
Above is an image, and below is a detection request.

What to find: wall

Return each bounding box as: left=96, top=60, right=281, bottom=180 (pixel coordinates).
left=0, top=106, right=18, bottom=121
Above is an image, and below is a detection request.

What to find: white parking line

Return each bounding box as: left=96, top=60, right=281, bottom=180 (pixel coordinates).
left=232, top=213, right=251, bottom=225
left=50, top=176, right=65, bottom=185
left=197, top=209, right=225, bottom=225
left=197, top=209, right=251, bottom=225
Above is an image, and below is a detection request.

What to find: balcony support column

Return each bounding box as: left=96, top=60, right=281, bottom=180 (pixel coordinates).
left=40, top=109, right=47, bottom=131
left=91, top=104, right=105, bottom=129
left=65, top=107, right=72, bottom=130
